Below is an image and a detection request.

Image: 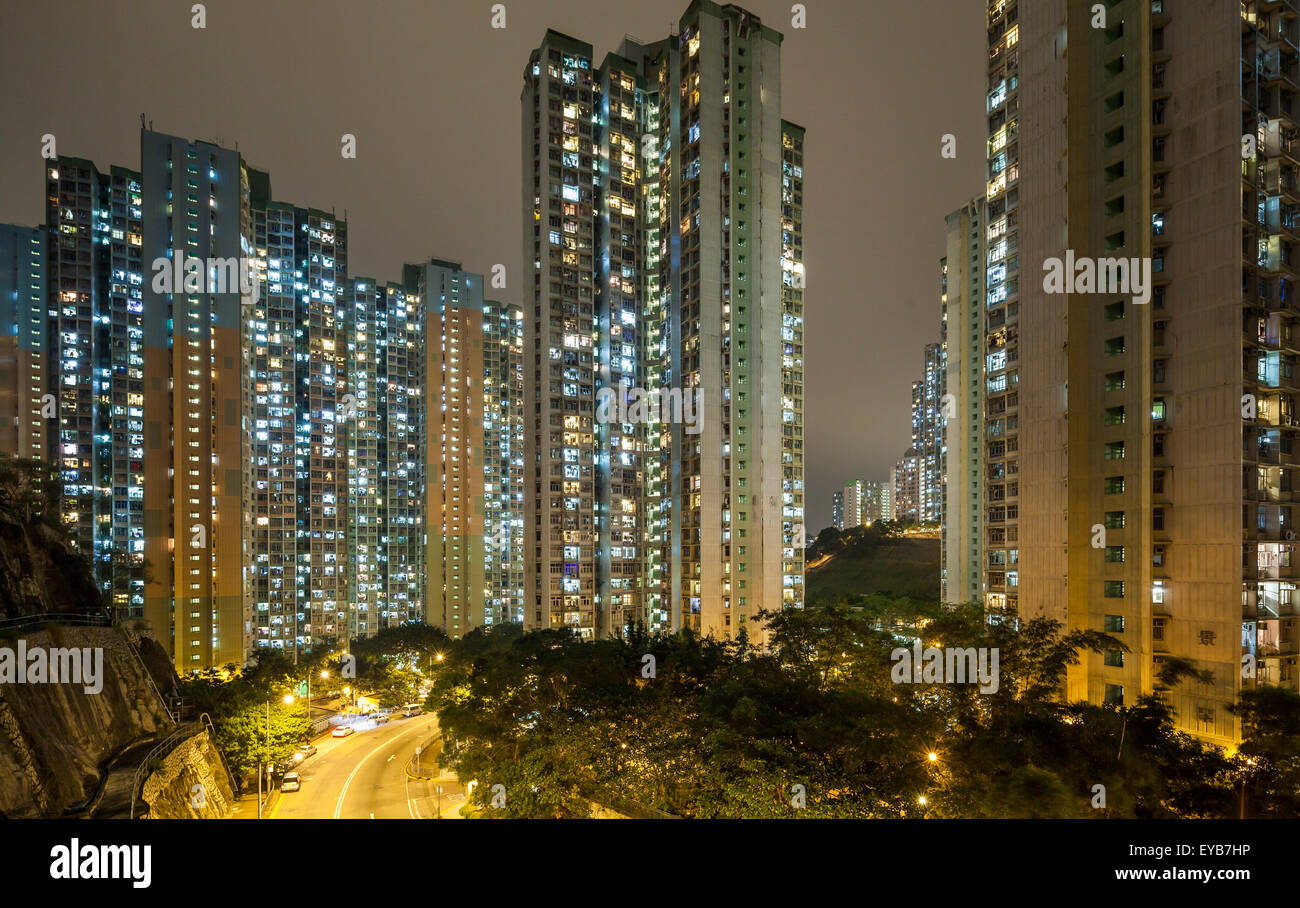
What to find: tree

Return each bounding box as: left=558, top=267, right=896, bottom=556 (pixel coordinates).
left=1231, top=686, right=1300, bottom=817
left=0, top=458, right=58, bottom=525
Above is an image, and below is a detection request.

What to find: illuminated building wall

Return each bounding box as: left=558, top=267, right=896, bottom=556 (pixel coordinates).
left=484, top=300, right=525, bottom=626
left=247, top=174, right=350, bottom=658
left=892, top=453, right=920, bottom=523
left=973, top=0, right=1299, bottom=745
left=914, top=342, right=944, bottom=525
left=140, top=130, right=252, bottom=670
left=43, top=158, right=145, bottom=622
left=842, top=479, right=864, bottom=528
left=594, top=50, right=648, bottom=638
left=940, top=198, right=986, bottom=606
left=0, top=225, right=47, bottom=463
left=522, top=31, right=600, bottom=638
left=781, top=119, right=806, bottom=610
left=409, top=259, right=487, bottom=638
left=523, top=2, right=802, bottom=641
left=346, top=278, right=424, bottom=640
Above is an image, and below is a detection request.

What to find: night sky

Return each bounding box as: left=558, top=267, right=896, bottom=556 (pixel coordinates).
left=0, top=0, right=984, bottom=531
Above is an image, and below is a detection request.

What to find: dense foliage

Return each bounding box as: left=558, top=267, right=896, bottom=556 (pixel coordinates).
left=426, top=597, right=1298, bottom=818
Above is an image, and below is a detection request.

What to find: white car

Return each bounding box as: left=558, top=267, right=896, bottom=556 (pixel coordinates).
left=281, top=771, right=301, bottom=792
left=331, top=724, right=355, bottom=738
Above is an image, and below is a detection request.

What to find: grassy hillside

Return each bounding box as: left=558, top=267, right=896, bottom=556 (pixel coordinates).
left=806, top=535, right=940, bottom=602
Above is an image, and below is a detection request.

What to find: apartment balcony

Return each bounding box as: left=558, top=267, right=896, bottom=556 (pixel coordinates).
left=1257, top=633, right=1300, bottom=659
left=1257, top=234, right=1300, bottom=274
left=1261, top=50, right=1300, bottom=91
left=1257, top=598, right=1300, bottom=618
left=1247, top=550, right=1300, bottom=579
left=1263, top=119, right=1300, bottom=168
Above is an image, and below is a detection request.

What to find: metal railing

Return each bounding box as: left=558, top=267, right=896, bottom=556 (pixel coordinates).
left=116, top=626, right=178, bottom=723
left=128, top=713, right=230, bottom=819
left=0, top=611, right=111, bottom=633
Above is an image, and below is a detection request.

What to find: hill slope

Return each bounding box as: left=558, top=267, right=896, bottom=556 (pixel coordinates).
left=806, top=536, right=940, bottom=602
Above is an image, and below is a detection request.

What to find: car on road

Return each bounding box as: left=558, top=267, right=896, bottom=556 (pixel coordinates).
left=281, top=771, right=301, bottom=792
left=293, top=743, right=318, bottom=760
left=371, top=711, right=391, bottom=724
left=400, top=704, right=423, bottom=718
left=331, top=724, right=355, bottom=738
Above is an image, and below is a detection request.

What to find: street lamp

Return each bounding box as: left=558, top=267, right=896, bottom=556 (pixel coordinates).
left=259, top=693, right=294, bottom=819
left=1239, top=756, right=1257, bottom=819
left=306, top=670, right=328, bottom=724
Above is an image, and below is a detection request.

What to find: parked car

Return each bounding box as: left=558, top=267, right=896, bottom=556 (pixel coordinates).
left=281, top=771, right=301, bottom=792
left=331, top=724, right=355, bottom=738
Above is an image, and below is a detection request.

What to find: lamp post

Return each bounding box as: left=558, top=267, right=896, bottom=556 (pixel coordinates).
left=259, top=693, right=295, bottom=819
left=1239, top=757, right=1256, bottom=819
left=308, top=670, right=328, bottom=725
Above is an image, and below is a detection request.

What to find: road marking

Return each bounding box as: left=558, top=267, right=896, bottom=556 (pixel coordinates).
left=332, top=718, right=435, bottom=819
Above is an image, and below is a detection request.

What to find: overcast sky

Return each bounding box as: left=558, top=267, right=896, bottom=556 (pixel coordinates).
left=0, top=0, right=984, bottom=530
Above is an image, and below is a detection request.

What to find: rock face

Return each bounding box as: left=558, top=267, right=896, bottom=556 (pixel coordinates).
left=0, top=517, right=106, bottom=623
left=0, top=625, right=176, bottom=817
left=140, top=730, right=236, bottom=819
left=0, top=515, right=236, bottom=818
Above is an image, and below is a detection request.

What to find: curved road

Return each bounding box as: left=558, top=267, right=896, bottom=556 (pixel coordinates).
left=272, top=714, right=466, bottom=819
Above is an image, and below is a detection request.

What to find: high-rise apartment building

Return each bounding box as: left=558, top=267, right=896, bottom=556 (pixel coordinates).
left=831, top=489, right=844, bottom=530
left=0, top=225, right=46, bottom=462
left=969, top=0, right=1300, bottom=744
left=913, top=342, right=945, bottom=524
left=484, top=300, right=525, bottom=626
left=841, top=478, right=891, bottom=527
left=780, top=121, right=806, bottom=609
left=865, top=480, right=892, bottom=524
left=409, top=259, right=528, bottom=638
left=42, top=158, right=147, bottom=622
left=940, top=198, right=986, bottom=606
left=892, top=453, right=920, bottom=523
left=523, top=31, right=599, bottom=639
left=17, top=128, right=525, bottom=670
left=842, top=478, right=865, bottom=527
left=246, top=173, right=352, bottom=658
left=345, top=278, right=425, bottom=640
left=522, top=1, right=803, bottom=641
left=140, top=130, right=252, bottom=670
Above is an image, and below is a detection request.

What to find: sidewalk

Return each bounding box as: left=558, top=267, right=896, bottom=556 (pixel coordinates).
left=229, top=787, right=281, bottom=819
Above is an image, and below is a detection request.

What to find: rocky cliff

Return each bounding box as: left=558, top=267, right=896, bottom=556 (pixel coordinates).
left=0, top=624, right=179, bottom=817
left=140, top=730, right=236, bottom=819
left=0, top=516, right=106, bottom=623
left=0, top=515, right=232, bottom=818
